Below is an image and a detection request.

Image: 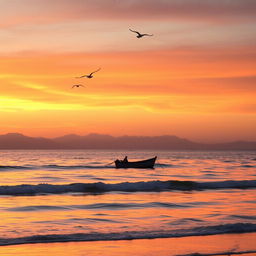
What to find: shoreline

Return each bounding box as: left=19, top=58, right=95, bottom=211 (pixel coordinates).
left=0, top=233, right=255, bottom=256
left=1, top=223, right=256, bottom=246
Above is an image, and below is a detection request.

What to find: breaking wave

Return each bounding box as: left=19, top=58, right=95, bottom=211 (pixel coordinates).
left=0, top=223, right=255, bottom=246
left=0, top=180, right=255, bottom=195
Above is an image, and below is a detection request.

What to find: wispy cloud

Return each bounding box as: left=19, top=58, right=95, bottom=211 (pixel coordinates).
left=0, top=0, right=255, bottom=140
left=1, top=0, right=256, bottom=28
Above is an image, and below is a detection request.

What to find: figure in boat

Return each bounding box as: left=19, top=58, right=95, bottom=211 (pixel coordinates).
left=123, top=156, right=128, bottom=163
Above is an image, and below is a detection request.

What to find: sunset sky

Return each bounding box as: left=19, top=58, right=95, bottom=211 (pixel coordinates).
left=0, top=0, right=256, bottom=142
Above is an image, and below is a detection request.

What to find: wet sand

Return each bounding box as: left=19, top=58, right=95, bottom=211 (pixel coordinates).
left=0, top=233, right=255, bottom=256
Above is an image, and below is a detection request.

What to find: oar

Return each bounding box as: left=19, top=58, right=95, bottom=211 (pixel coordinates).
left=105, top=161, right=115, bottom=166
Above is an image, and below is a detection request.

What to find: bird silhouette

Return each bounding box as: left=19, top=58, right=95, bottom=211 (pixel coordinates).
left=129, top=29, right=153, bottom=38
left=72, top=84, right=85, bottom=88
left=75, top=68, right=101, bottom=79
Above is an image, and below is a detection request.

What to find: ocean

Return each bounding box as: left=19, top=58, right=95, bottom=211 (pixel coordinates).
left=0, top=150, right=255, bottom=255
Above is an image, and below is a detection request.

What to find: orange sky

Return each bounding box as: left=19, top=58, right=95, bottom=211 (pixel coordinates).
left=0, top=0, right=256, bottom=142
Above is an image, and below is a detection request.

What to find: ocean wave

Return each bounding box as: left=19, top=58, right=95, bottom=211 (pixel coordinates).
left=0, top=180, right=255, bottom=195
left=0, top=223, right=255, bottom=246
left=240, top=164, right=255, bottom=168
left=0, top=164, right=116, bottom=171
left=177, top=249, right=256, bottom=256
left=155, top=163, right=173, bottom=167
left=0, top=163, right=173, bottom=171
left=6, top=202, right=190, bottom=212
left=42, top=164, right=113, bottom=169
left=0, top=165, right=32, bottom=170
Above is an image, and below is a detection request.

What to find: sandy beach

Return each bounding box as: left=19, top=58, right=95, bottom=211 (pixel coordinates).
left=1, top=233, right=256, bottom=256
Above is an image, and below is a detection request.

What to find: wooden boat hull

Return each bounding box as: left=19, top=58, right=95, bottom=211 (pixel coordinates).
left=115, top=156, right=157, bottom=169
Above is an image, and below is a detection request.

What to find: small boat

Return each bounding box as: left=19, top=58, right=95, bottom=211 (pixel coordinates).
left=114, top=156, right=157, bottom=169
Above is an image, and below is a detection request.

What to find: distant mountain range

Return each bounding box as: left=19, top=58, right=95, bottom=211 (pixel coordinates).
left=0, top=133, right=256, bottom=150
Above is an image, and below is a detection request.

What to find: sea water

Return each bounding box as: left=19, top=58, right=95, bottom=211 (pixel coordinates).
left=0, top=150, right=255, bottom=250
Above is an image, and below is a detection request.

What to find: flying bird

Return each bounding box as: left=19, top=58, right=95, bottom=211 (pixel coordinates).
left=75, top=68, right=101, bottom=79
left=129, top=29, right=153, bottom=38
left=72, top=84, right=85, bottom=88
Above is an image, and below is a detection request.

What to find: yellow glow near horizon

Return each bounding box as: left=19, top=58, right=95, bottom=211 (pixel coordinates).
left=0, top=96, right=83, bottom=111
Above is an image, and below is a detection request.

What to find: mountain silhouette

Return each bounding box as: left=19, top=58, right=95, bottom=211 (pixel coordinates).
left=0, top=133, right=255, bottom=150
left=0, top=133, right=61, bottom=149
